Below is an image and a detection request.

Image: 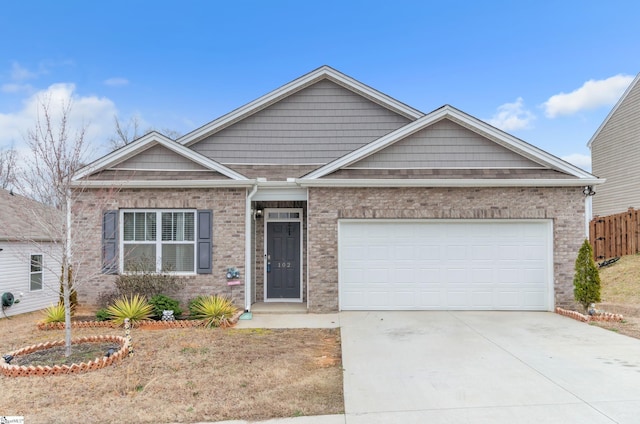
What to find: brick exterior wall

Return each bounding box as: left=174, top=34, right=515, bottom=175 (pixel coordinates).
left=71, top=187, right=247, bottom=309
left=307, top=186, right=585, bottom=313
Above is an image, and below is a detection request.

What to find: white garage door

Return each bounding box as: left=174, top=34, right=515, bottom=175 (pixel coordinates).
left=338, top=220, right=552, bottom=311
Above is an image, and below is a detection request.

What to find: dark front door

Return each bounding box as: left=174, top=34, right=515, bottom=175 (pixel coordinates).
left=266, top=221, right=301, bottom=299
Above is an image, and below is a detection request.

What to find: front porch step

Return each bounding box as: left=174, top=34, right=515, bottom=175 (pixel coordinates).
left=250, top=302, right=308, bottom=314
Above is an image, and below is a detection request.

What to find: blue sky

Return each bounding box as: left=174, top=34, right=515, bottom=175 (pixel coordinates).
left=1, top=0, right=639, bottom=171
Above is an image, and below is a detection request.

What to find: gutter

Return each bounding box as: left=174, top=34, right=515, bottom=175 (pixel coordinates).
left=244, top=183, right=259, bottom=312
left=295, top=178, right=605, bottom=188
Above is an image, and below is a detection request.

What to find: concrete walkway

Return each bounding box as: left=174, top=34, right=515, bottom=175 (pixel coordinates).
left=216, top=311, right=640, bottom=424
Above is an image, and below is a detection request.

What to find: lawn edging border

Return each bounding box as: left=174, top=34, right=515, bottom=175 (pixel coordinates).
left=37, top=310, right=244, bottom=331
left=1, top=335, right=129, bottom=377
left=555, top=307, right=624, bottom=323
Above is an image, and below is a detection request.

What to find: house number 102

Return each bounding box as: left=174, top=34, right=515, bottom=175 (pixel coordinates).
left=276, top=262, right=292, bottom=268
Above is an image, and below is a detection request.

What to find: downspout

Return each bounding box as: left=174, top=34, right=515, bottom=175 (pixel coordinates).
left=245, top=183, right=259, bottom=312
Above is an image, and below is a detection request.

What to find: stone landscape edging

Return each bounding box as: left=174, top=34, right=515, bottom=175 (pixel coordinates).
left=36, top=310, right=244, bottom=331
left=555, top=307, right=624, bottom=323
left=1, top=335, right=129, bottom=377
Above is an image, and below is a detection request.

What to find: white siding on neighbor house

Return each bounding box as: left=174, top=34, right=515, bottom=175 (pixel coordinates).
left=0, top=242, right=61, bottom=317
left=351, top=119, right=542, bottom=169
left=591, top=78, right=640, bottom=216
left=192, top=80, right=412, bottom=165
left=114, top=144, right=209, bottom=171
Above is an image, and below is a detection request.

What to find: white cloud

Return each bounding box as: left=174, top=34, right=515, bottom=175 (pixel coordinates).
left=486, top=97, right=536, bottom=131
left=104, top=77, right=129, bottom=87
left=10, top=62, right=37, bottom=81
left=0, top=83, right=118, bottom=158
left=1, top=83, right=32, bottom=93
left=561, top=153, right=592, bottom=171
left=543, top=74, right=634, bottom=118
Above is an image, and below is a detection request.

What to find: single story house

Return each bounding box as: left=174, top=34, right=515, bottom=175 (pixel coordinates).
left=71, top=66, right=601, bottom=313
left=588, top=72, right=640, bottom=217
left=0, top=188, right=62, bottom=316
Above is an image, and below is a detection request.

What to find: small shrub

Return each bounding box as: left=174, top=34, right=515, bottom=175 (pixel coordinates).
left=114, top=264, right=184, bottom=299
left=96, top=308, right=110, bottom=322
left=149, top=294, right=183, bottom=320
left=96, top=290, right=119, bottom=309
left=191, top=295, right=239, bottom=328
left=41, top=303, right=67, bottom=323
left=107, top=295, right=153, bottom=326
left=573, top=239, right=601, bottom=312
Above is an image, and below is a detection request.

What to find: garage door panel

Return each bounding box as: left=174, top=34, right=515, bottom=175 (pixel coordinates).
left=339, top=220, right=551, bottom=311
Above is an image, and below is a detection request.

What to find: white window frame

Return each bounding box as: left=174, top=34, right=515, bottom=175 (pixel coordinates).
left=30, top=253, right=44, bottom=291
left=119, top=209, right=197, bottom=275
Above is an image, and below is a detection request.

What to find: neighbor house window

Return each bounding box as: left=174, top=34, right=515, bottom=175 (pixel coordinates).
left=122, top=210, right=196, bottom=273
left=30, top=254, right=43, bottom=291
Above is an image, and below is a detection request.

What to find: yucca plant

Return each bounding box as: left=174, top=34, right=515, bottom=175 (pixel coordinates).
left=41, top=303, right=68, bottom=323
left=191, top=295, right=238, bottom=328
left=106, top=294, right=153, bottom=326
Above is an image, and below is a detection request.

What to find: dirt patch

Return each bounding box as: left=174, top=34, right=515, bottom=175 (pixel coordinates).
left=0, top=312, right=343, bottom=424
left=11, top=342, right=117, bottom=367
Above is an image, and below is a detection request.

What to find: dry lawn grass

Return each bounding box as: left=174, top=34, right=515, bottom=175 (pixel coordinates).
left=0, top=312, right=343, bottom=424
left=592, top=253, right=640, bottom=339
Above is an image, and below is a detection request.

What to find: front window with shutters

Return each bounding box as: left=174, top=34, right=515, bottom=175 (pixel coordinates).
left=121, top=210, right=196, bottom=273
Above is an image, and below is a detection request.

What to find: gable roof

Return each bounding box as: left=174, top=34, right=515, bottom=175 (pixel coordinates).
left=178, top=65, right=424, bottom=147
left=303, top=105, right=597, bottom=181
left=72, top=131, right=249, bottom=183
left=0, top=189, right=62, bottom=242
left=587, top=72, right=640, bottom=149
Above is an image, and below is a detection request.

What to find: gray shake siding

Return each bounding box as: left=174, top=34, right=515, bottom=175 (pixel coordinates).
left=114, top=145, right=208, bottom=171
left=306, top=186, right=584, bottom=313
left=353, top=119, right=542, bottom=169
left=591, top=76, right=640, bottom=216
left=192, top=80, right=412, bottom=165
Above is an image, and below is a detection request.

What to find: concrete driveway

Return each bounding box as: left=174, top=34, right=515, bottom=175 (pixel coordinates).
left=340, top=311, right=640, bottom=424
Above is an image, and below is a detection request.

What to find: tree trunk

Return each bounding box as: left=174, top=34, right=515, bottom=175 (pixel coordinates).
left=62, top=263, right=72, bottom=357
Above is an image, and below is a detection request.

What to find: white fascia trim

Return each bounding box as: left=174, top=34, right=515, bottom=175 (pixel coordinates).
left=72, top=132, right=248, bottom=182
left=178, top=66, right=424, bottom=147
left=296, top=178, right=605, bottom=188
left=304, top=107, right=452, bottom=179
left=71, top=179, right=257, bottom=189
left=446, top=109, right=597, bottom=179
left=305, top=106, right=596, bottom=180
left=587, top=72, right=640, bottom=149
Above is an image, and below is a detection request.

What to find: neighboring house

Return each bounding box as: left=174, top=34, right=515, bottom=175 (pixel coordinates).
left=72, top=66, right=601, bottom=313
left=0, top=188, right=62, bottom=317
left=589, top=73, right=640, bottom=217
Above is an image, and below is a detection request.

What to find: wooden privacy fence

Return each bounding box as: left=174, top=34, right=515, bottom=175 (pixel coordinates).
left=590, top=208, right=640, bottom=260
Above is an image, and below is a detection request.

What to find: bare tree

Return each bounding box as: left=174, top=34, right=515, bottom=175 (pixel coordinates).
left=0, top=145, right=18, bottom=189
left=109, top=114, right=181, bottom=150
left=20, top=95, right=87, bottom=356
left=108, top=114, right=142, bottom=150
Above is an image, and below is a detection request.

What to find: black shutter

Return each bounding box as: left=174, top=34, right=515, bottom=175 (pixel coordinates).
left=102, top=210, right=118, bottom=274
left=197, top=210, right=213, bottom=274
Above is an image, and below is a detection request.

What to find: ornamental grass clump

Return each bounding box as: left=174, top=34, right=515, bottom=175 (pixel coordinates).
left=41, top=303, right=67, bottom=323
left=191, top=295, right=238, bottom=328
left=107, top=294, right=153, bottom=326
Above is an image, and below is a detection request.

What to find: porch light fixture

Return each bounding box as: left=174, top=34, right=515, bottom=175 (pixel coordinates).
left=582, top=186, right=596, bottom=196
left=255, top=208, right=263, bottom=218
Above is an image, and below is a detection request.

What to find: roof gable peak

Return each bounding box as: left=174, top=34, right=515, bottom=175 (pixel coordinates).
left=178, top=66, right=424, bottom=147
left=73, top=132, right=248, bottom=181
